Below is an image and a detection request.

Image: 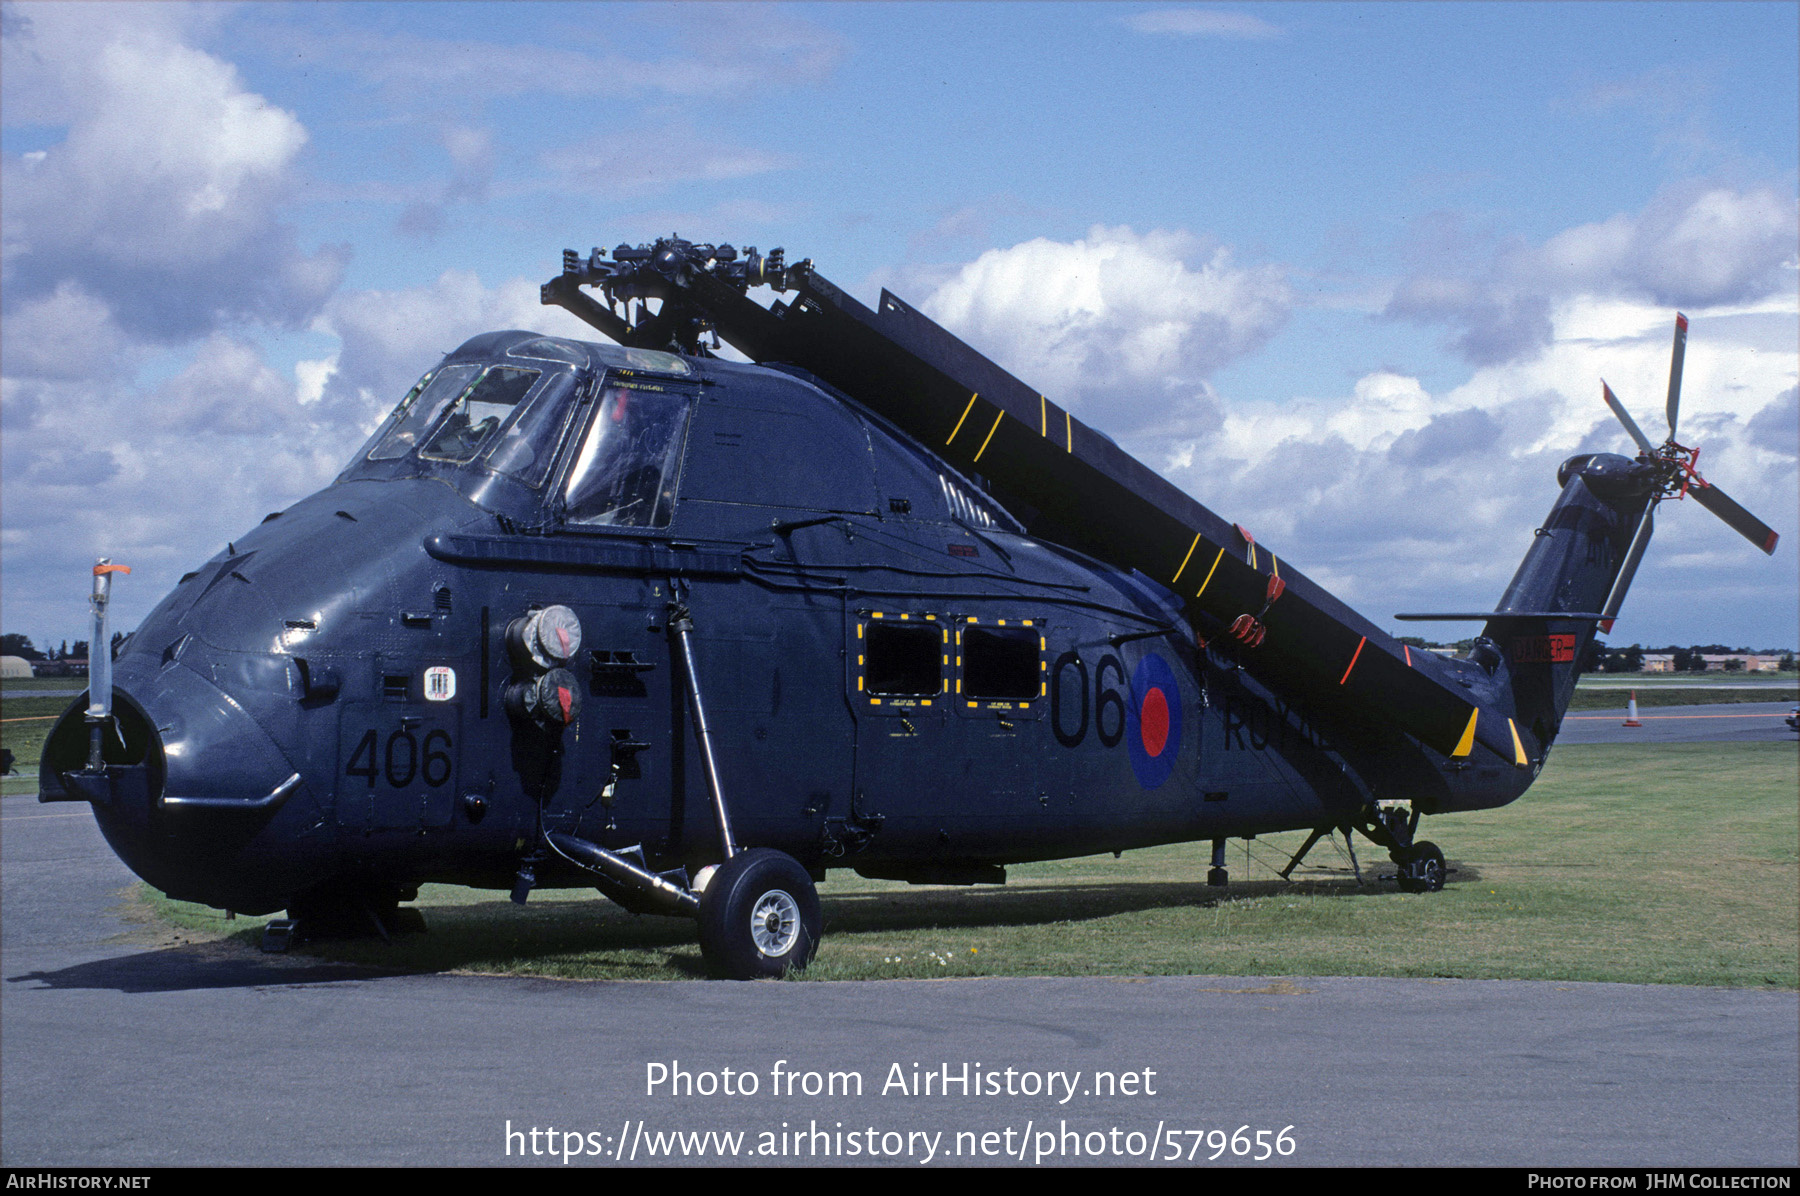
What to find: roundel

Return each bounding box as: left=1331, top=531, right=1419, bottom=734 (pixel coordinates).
left=1125, top=653, right=1182, bottom=789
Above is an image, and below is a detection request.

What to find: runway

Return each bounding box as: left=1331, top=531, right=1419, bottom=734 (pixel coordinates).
left=3, top=791, right=1794, bottom=1169
left=1555, top=700, right=1798, bottom=745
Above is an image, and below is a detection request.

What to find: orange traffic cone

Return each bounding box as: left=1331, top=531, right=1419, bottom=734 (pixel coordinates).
left=1623, top=691, right=1642, bottom=728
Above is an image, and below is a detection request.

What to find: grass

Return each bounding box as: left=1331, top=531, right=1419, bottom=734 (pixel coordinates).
left=0, top=691, right=78, bottom=795
left=141, top=740, right=1798, bottom=989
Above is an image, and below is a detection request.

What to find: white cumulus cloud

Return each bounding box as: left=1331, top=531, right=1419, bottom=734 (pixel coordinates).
left=1387, top=184, right=1798, bottom=366
left=1, top=2, right=345, bottom=341
left=920, top=225, right=1290, bottom=437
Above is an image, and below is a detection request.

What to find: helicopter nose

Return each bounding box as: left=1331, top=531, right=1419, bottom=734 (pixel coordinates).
left=40, top=657, right=316, bottom=912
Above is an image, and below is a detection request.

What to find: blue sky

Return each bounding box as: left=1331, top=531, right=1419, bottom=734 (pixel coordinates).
left=3, top=1, right=1796, bottom=652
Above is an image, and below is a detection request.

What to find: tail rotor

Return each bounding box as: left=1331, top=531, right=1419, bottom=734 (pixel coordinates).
left=1598, top=313, right=1780, bottom=560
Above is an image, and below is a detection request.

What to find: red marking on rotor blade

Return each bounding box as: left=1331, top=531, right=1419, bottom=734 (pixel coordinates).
left=1675, top=313, right=1688, bottom=332
left=1404, top=645, right=1412, bottom=667
left=1339, top=637, right=1366, bottom=685
left=1234, top=523, right=1255, bottom=545
left=1765, top=530, right=1780, bottom=553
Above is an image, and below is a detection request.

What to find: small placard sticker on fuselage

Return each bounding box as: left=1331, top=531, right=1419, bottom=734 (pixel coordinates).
left=424, top=666, right=456, bottom=701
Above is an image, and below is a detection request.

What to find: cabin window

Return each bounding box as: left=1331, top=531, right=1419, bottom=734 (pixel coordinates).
left=366, top=364, right=479, bottom=461
left=864, top=621, right=942, bottom=697
left=562, top=385, right=692, bottom=528
left=419, top=367, right=542, bottom=464
left=962, top=625, right=1040, bottom=700
left=956, top=619, right=1046, bottom=713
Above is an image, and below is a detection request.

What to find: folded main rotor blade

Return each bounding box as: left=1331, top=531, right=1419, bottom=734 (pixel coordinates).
left=1601, top=382, right=1657, bottom=454
left=1690, top=480, right=1780, bottom=555
left=1665, top=312, right=1688, bottom=442
left=1601, top=503, right=1655, bottom=622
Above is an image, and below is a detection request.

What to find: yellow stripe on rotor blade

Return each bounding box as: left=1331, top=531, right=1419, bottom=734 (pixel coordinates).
left=1171, top=533, right=1202, bottom=583
left=1040, top=394, right=1047, bottom=436
left=974, top=410, right=1005, bottom=461
left=1508, top=718, right=1529, bottom=768
left=946, top=393, right=979, bottom=445
left=1194, top=547, right=1226, bottom=598
left=1065, top=410, right=1073, bottom=452
left=1451, top=709, right=1480, bottom=758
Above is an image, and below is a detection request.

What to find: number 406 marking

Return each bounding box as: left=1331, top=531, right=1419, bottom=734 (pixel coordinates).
left=346, top=728, right=453, bottom=789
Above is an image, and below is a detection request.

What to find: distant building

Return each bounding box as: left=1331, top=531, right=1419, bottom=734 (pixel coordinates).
left=1700, top=654, right=1782, bottom=672
left=1641, top=655, right=1674, bottom=672
left=32, top=658, right=88, bottom=677
left=0, top=656, right=33, bottom=679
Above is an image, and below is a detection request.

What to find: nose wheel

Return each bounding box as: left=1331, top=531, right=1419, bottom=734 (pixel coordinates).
left=698, top=848, right=821, bottom=979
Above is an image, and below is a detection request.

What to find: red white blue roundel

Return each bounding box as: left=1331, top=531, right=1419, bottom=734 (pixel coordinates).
left=1126, top=653, right=1182, bottom=789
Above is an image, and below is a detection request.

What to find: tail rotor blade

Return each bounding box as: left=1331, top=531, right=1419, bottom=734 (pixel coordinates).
left=1601, top=503, right=1655, bottom=622
left=1665, top=312, right=1688, bottom=441
left=1690, top=479, right=1780, bottom=555
left=1602, top=382, right=1657, bottom=454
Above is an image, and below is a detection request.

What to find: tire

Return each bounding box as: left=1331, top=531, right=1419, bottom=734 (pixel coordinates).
left=697, top=848, right=822, bottom=979
left=1395, top=841, right=1446, bottom=894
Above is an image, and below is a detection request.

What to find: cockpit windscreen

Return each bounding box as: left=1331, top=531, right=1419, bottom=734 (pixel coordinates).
left=419, top=367, right=541, bottom=464
left=366, top=364, right=479, bottom=461
left=562, top=385, right=691, bottom=528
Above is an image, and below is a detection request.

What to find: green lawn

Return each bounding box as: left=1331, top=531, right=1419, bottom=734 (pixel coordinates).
left=0, top=691, right=78, bottom=794
left=147, top=740, right=1799, bottom=989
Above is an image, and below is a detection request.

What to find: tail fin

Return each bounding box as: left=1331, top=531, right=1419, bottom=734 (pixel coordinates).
left=1482, top=452, right=1656, bottom=749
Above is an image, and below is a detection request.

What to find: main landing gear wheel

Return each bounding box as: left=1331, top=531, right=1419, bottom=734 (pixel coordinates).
left=1394, top=841, right=1446, bottom=893
left=697, top=848, right=822, bottom=980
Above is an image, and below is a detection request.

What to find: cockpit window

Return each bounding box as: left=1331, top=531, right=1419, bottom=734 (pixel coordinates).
left=366, top=364, right=479, bottom=461
left=419, top=367, right=541, bottom=464
left=562, top=384, right=691, bottom=528
left=482, top=369, right=580, bottom=487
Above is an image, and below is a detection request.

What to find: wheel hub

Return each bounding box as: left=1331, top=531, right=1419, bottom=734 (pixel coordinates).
left=750, top=889, right=800, bottom=956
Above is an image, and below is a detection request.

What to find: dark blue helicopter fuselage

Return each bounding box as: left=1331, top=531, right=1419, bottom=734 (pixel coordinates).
left=49, top=332, right=1461, bottom=915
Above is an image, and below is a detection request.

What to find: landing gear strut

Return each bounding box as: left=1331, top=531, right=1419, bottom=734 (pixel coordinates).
left=1364, top=805, right=1448, bottom=893
left=541, top=595, right=823, bottom=980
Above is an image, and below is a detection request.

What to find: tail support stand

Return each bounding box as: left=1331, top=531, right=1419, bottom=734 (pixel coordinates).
left=1341, top=828, right=1363, bottom=885
left=1207, top=838, right=1229, bottom=887
left=1279, top=826, right=1330, bottom=880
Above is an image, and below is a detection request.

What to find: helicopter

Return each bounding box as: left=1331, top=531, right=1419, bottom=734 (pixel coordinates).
left=40, top=236, right=1779, bottom=979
